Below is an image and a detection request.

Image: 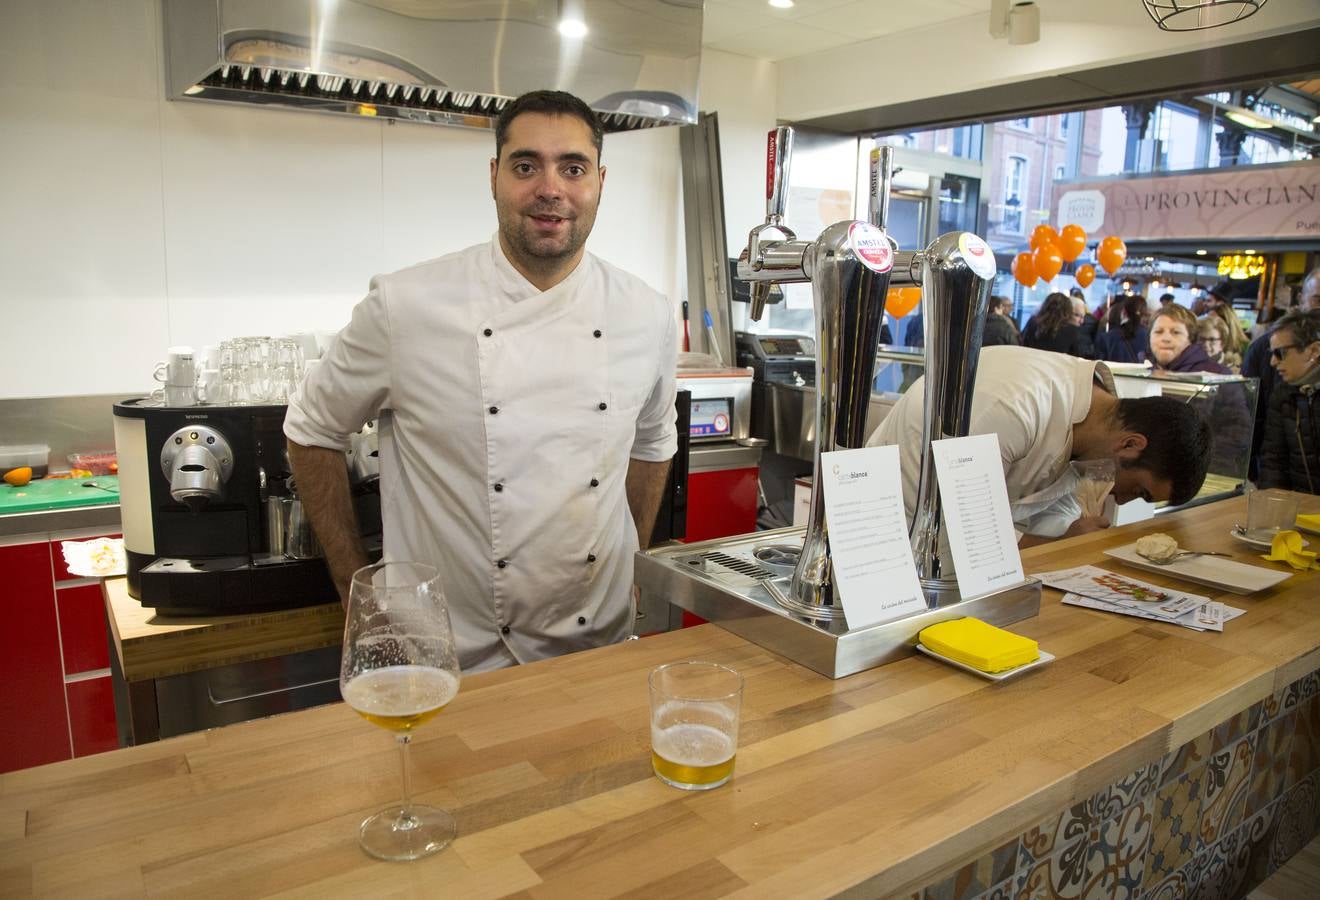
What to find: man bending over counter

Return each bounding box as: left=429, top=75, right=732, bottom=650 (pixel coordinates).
left=284, top=90, right=677, bottom=673
left=868, top=346, right=1213, bottom=546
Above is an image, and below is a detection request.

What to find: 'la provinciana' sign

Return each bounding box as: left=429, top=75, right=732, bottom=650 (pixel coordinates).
left=1053, top=159, right=1320, bottom=242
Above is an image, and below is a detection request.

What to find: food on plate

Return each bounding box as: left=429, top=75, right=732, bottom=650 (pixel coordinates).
left=3, top=466, right=33, bottom=487
left=1135, top=533, right=1181, bottom=564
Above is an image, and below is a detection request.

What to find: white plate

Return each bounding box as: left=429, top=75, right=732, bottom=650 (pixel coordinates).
left=1104, top=542, right=1292, bottom=595
left=1230, top=526, right=1310, bottom=550
left=915, top=644, right=1055, bottom=682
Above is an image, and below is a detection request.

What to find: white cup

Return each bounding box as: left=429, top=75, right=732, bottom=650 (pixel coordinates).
left=150, top=384, right=197, bottom=407
left=288, top=332, right=321, bottom=362
left=153, top=346, right=197, bottom=387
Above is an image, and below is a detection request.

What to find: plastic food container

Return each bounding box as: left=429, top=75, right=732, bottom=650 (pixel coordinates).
left=68, top=450, right=118, bottom=477
left=0, top=444, right=51, bottom=478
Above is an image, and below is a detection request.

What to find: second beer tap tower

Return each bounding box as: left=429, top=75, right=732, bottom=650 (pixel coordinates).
left=635, top=127, right=1042, bottom=677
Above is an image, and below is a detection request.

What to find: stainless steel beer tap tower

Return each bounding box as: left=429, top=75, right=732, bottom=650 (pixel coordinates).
left=736, top=127, right=898, bottom=620
left=635, top=127, right=1041, bottom=677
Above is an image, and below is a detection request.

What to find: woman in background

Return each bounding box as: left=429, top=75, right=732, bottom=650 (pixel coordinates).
left=1208, top=303, right=1251, bottom=356
left=1147, top=304, right=1228, bottom=374
left=1023, top=292, right=1093, bottom=358
left=1094, top=295, right=1148, bottom=364
left=1258, top=309, right=1320, bottom=494
left=1195, top=316, right=1241, bottom=373
left=1147, top=303, right=1251, bottom=481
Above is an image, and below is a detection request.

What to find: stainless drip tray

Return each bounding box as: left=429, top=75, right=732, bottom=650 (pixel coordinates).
left=635, top=526, right=1042, bottom=678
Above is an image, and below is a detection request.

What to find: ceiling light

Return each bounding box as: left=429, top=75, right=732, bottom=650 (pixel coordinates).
left=1224, top=108, right=1273, bottom=129
left=1141, top=0, right=1270, bottom=32
left=558, top=17, right=588, bottom=38
left=768, top=0, right=794, bottom=8
left=1196, top=249, right=1208, bottom=255
left=558, top=0, right=588, bottom=38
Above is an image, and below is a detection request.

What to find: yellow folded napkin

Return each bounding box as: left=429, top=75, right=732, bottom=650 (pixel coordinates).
left=1296, top=513, right=1320, bottom=534
left=1261, top=530, right=1320, bottom=571
left=919, top=617, right=1039, bottom=673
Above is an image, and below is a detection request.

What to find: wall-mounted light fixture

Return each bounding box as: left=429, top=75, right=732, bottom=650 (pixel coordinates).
left=1217, top=254, right=1266, bottom=279
left=990, top=0, right=1040, bottom=44
left=1141, top=0, right=1269, bottom=31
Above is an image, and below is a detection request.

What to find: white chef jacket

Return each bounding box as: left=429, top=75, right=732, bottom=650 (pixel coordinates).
left=868, top=346, right=1115, bottom=538
left=285, top=237, right=678, bottom=672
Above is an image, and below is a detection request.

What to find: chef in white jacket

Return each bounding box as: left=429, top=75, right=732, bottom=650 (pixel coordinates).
left=285, top=91, right=677, bottom=672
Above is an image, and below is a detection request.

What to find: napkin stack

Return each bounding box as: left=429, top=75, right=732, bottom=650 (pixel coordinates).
left=919, top=617, right=1039, bottom=673
left=1262, top=531, right=1320, bottom=571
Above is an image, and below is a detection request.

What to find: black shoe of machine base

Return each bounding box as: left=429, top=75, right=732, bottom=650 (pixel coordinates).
left=113, top=399, right=381, bottom=616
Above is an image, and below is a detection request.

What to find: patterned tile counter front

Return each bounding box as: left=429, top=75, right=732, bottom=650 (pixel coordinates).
left=915, top=665, right=1320, bottom=900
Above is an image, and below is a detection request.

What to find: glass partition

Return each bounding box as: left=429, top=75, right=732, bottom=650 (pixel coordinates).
left=872, top=351, right=1259, bottom=508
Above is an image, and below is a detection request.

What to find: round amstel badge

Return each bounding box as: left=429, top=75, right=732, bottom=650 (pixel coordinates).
left=848, top=222, right=894, bottom=273
left=957, top=232, right=997, bottom=279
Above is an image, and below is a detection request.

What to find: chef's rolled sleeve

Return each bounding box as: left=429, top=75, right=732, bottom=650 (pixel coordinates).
left=283, top=280, right=393, bottom=452
left=630, top=296, right=679, bottom=462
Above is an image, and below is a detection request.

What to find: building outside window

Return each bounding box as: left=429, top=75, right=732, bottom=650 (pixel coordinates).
left=1003, top=155, right=1027, bottom=234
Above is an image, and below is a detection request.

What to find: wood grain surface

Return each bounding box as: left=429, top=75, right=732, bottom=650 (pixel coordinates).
left=5, top=493, right=1316, bottom=899
left=103, top=579, right=343, bottom=682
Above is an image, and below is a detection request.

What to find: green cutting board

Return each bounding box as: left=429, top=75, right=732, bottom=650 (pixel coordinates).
left=0, top=476, right=120, bottom=514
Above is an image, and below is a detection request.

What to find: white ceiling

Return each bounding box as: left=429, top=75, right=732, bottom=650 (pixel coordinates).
left=702, top=0, right=991, bottom=61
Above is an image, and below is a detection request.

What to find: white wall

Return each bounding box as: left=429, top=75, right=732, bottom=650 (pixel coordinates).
left=0, top=0, right=685, bottom=400
left=776, top=0, right=1320, bottom=124
left=697, top=48, right=779, bottom=259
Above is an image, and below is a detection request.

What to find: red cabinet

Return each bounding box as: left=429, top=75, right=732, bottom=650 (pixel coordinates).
left=0, top=530, right=120, bottom=773
left=0, top=540, right=70, bottom=772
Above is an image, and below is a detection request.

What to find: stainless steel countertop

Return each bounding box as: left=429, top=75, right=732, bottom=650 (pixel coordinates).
left=0, top=503, right=121, bottom=538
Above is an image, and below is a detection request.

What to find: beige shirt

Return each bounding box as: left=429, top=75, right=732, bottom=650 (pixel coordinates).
left=285, top=237, right=677, bottom=672
left=868, top=346, right=1114, bottom=537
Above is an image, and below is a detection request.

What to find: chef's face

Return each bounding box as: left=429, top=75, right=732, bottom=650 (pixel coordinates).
left=1149, top=314, right=1191, bottom=366
left=491, top=112, right=605, bottom=278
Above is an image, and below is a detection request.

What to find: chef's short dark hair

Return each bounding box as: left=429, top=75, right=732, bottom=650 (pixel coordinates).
left=1115, top=397, right=1213, bottom=506
left=495, top=90, right=604, bottom=163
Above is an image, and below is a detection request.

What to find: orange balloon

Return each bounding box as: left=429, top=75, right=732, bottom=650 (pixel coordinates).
left=884, top=285, right=922, bottom=319
left=1012, top=251, right=1037, bottom=288
left=1097, top=236, right=1127, bottom=275
left=1075, top=263, right=1096, bottom=288
left=1032, top=242, right=1064, bottom=282
left=1029, top=224, right=1059, bottom=252
left=1057, top=224, right=1087, bottom=263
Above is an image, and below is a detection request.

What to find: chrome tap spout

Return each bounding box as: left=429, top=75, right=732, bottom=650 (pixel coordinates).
left=907, top=231, right=997, bottom=595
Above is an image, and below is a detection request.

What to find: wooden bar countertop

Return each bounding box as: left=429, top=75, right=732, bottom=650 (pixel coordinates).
left=103, top=579, right=343, bottom=682
left=8, top=493, right=1320, bottom=898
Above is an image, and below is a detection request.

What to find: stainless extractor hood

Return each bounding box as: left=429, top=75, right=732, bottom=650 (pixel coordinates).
left=163, top=0, right=702, bottom=131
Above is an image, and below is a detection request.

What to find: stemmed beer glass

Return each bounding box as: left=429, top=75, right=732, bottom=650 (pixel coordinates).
left=340, top=561, right=461, bottom=861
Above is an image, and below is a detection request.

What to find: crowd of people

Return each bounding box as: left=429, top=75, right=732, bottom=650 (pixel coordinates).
left=986, top=267, right=1320, bottom=495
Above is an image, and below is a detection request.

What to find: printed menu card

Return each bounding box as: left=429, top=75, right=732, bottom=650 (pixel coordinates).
left=819, top=446, right=927, bottom=628
left=930, top=433, right=1026, bottom=599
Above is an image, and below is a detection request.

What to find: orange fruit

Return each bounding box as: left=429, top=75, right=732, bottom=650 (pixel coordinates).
left=4, top=466, right=33, bottom=487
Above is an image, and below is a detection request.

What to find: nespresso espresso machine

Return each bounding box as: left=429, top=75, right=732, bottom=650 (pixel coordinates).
left=114, top=399, right=380, bottom=614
